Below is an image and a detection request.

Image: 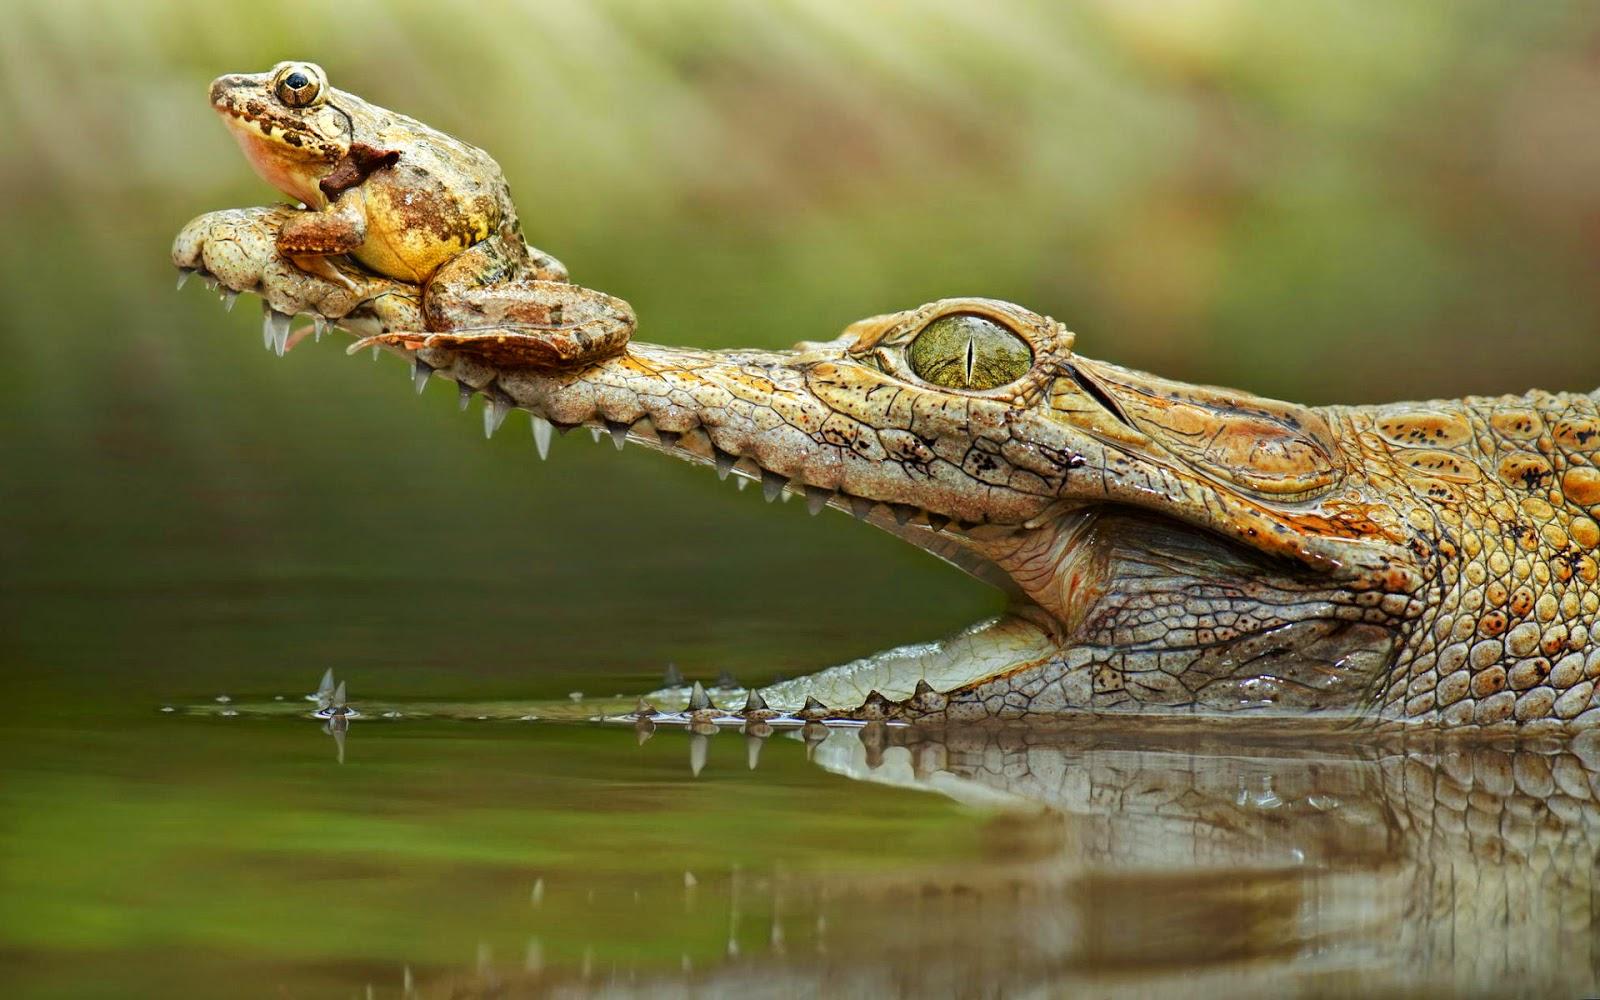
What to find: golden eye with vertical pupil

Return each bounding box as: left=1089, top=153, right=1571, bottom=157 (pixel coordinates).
left=906, top=313, right=1033, bottom=390
left=273, top=63, right=326, bottom=108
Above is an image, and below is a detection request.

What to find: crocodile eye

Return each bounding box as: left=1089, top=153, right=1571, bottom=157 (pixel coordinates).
left=273, top=63, right=325, bottom=108
left=906, top=313, right=1032, bottom=390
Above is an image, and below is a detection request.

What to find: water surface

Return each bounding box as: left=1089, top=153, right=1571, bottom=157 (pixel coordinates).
left=4, top=698, right=1597, bottom=997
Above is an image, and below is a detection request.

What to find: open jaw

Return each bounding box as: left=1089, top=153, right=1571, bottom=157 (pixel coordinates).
left=176, top=211, right=1435, bottom=728
left=388, top=313, right=1419, bottom=727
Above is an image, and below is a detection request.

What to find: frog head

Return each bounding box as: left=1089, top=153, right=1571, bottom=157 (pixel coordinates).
left=209, top=62, right=362, bottom=210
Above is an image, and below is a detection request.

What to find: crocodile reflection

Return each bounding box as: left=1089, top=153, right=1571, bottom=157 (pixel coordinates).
left=429, top=725, right=1600, bottom=997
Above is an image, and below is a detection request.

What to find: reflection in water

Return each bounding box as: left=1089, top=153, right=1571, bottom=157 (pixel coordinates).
left=427, top=723, right=1600, bottom=998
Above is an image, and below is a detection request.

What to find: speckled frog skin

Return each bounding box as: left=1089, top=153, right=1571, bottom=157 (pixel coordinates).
left=175, top=72, right=1600, bottom=735
left=203, top=61, right=633, bottom=367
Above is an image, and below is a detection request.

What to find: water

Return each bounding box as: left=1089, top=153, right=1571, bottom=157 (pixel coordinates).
left=4, top=693, right=1598, bottom=997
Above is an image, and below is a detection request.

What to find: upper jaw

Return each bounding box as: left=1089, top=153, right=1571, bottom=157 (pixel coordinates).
left=411, top=317, right=1415, bottom=606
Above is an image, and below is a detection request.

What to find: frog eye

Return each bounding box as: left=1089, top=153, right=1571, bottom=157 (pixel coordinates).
left=273, top=62, right=326, bottom=108
left=906, top=313, right=1033, bottom=391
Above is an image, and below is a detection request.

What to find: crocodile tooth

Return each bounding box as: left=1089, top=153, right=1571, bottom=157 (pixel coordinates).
left=761, top=470, right=788, bottom=502
left=483, top=396, right=509, bottom=438
left=589, top=426, right=603, bottom=444
left=313, top=315, right=330, bottom=341
left=331, top=680, right=348, bottom=711
left=412, top=359, right=432, bottom=394
left=634, top=720, right=655, bottom=745
left=858, top=690, right=893, bottom=720
left=848, top=496, right=875, bottom=520
left=926, top=513, right=950, bottom=532
left=893, top=504, right=917, bottom=526
left=741, top=689, right=769, bottom=713
left=633, top=698, right=658, bottom=719
left=909, top=678, right=948, bottom=712
left=689, top=733, right=708, bottom=777
left=713, top=449, right=736, bottom=481
left=745, top=730, right=765, bottom=770
left=371, top=345, right=381, bottom=360
left=531, top=415, right=553, bottom=460
left=804, top=486, right=832, bottom=516
left=687, top=681, right=713, bottom=712
left=263, top=306, right=292, bottom=356
left=606, top=420, right=630, bottom=450
left=176, top=268, right=194, bottom=290
left=457, top=383, right=472, bottom=411
left=800, top=695, right=827, bottom=719
left=714, top=669, right=737, bottom=689
left=221, top=289, right=238, bottom=312
left=662, top=662, right=684, bottom=687
left=203, top=275, right=220, bottom=292
left=656, top=429, right=680, bottom=449
left=736, top=477, right=749, bottom=491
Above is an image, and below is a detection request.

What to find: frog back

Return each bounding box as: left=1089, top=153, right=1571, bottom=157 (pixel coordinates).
left=351, top=115, right=508, bottom=283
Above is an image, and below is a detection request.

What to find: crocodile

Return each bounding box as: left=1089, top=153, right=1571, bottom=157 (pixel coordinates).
left=173, top=203, right=1600, bottom=734
left=172, top=63, right=1600, bottom=732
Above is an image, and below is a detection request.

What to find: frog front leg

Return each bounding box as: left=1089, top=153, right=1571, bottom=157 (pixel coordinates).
left=276, top=190, right=371, bottom=293
left=174, top=204, right=424, bottom=346
left=350, top=236, right=635, bottom=368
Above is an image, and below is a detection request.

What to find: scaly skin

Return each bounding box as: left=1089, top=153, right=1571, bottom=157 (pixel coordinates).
left=173, top=203, right=1600, bottom=734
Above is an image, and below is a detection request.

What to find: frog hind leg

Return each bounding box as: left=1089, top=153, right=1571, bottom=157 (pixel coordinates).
left=350, top=238, right=635, bottom=369
left=348, top=288, right=636, bottom=367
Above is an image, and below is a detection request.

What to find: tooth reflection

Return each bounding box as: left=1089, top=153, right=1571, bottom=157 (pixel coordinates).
left=689, top=732, right=708, bottom=776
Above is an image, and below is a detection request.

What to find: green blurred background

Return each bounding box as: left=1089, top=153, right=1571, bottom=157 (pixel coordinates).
left=4, top=0, right=1600, bottom=710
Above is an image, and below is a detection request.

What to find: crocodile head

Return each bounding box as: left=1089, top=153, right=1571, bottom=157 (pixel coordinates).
left=444, top=295, right=1424, bottom=722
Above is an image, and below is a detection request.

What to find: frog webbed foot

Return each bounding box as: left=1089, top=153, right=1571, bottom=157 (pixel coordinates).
left=350, top=280, right=636, bottom=369
left=173, top=206, right=424, bottom=334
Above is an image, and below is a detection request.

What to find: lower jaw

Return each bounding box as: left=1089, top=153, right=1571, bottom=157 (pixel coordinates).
left=649, top=611, right=1063, bottom=717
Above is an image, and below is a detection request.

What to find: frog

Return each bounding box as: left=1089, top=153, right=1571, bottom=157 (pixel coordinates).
left=195, top=60, right=634, bottom=367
